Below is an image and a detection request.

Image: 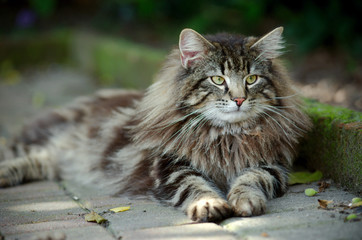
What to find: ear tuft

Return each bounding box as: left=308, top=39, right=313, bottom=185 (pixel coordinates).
left=179, top=29, right=213, bottom=69
left=251, top=27, right=285, bottom=61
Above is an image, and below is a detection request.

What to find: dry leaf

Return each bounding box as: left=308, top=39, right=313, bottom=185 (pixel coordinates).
left=318, top=199, right=333, bottom=209
left=110, top=206, right=131, bottom=213
left=261, top=232, right=269, bottom=237
left=84, top=211, right=107, bottom=224
left=318, top=181, right=330, bottom=192
left=351, top=201, right=362, bottom=208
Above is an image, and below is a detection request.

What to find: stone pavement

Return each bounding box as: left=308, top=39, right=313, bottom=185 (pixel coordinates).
left=0, top=179, right=361, bottom=240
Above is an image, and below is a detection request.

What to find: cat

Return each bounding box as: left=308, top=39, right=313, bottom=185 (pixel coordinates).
left=0, top=27, right=311, bottom=222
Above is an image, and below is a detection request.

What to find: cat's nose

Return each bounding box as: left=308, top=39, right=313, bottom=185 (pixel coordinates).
left=233, top=97, right=246, bottom=107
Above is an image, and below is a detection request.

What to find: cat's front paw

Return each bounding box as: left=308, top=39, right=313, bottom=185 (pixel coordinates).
left=187, top=196, right=232, bottom=222
left=227, top=189, right=266, bottom=217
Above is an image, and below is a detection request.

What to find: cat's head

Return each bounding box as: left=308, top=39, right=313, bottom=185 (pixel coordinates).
left=175, top=27, right=292, bottom=127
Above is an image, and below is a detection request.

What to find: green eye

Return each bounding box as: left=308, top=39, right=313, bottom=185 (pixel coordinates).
left=211, top=76, right=225, bottom=85
left=246, top=75, right=258, bottom=84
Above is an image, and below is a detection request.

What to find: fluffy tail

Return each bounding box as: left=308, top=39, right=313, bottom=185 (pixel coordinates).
left=0, top=109, right=72, bottom=187
left=0, top=140, right=57, bottom=187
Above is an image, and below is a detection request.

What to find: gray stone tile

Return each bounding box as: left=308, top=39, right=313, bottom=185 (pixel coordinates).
left=121, top=223, right=237, bottom=240
left=221, top=183, right=361, bottom=240
left=6, top=225, right=115, bottom=240
left=105, top=201, right=190, bottom=238
left=1, top=219, right=94, bottom=235
left=0, top=181, right=63, bottom=202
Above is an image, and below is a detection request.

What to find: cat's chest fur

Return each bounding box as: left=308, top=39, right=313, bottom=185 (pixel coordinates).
left=132, top=113, right=290, bottom=191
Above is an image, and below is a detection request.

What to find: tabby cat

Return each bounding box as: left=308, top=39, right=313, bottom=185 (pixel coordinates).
left=0, top=27, right=311, bottom=222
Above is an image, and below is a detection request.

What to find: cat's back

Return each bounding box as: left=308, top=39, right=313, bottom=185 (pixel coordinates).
left=15, top=89, right=143, bottom=147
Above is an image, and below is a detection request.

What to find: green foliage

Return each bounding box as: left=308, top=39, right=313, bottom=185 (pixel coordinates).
left=96, top=0, right=361, bottom=59
left=93, top=38, right=166, bottom=88
left=4, top=0, right=359, bottom=60
left=30, top=0, right=57, bottom=18
left=0, top=30, right=71, bottom=70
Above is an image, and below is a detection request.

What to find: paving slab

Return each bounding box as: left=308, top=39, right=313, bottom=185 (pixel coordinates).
left=6, top=225, right=114, bottom=240
left=221, top=182, right=362, bottom=240
left=1, top=218, right=95, bottom=236
left=0, top=181, right=63, bottom=202
left=61, top=180, right=190, bottom=238
left=105, top=201, right=190, bottom=238
left=0, top=181, right=84, bottom=229
left=121, top=223, right=237, bottom=240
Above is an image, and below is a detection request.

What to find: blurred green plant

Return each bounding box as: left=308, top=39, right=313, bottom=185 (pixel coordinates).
left=0, top=60, right=21, bottom=85
left=29, top=0, right=56, bottom=18
left=2, top=0, right=360, bottom=60
left=95, top=0, right=361, bottom=60
left=93, top=38, right=166, bottom=88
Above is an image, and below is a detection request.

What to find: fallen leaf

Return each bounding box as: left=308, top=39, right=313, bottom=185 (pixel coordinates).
left=84, top=211, right=107, bottom=224
left=288, top=171, right=323, bottom=185
left=345, top=214, right=357, bottom=221
left=260, top=232, right=269, bottom=237
left=318, top=181, right=330, bottom=192
left=351, top=201, right=362, bottom=208
left=318, top=199, right=333, bottom=209
left=305, top=188, right=318, bottom=197
left=110, top=206, right=131, bottom=213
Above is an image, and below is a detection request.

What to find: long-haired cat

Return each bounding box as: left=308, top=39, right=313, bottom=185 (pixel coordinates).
left=0, top=27, right=311, bottom=222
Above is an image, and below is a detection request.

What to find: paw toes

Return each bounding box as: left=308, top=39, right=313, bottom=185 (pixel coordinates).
left=229, top=195, right=266, bottom=217
left=188, top=197, right=232, bottom=222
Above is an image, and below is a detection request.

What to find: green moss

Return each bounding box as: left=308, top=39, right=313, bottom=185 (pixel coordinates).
left=304, top=98, right=362, bottom=124
left=299, top=100, right=361, bottom=193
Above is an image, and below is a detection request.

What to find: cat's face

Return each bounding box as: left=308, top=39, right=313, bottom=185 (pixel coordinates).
left=177, top=28, right=285, bottom=126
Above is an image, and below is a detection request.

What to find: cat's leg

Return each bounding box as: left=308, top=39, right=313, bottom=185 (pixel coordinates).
left=152, top=158, right=232, bottom=222
left=0, top=147, right=56, bottom=187
left=227, top=165, right=289, bottom=217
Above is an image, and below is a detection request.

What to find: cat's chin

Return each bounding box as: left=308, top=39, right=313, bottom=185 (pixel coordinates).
left=209, top=110, right=257, bottom=125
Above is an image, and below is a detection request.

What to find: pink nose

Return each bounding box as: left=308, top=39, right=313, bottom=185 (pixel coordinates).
left=233, top=97, right=246, bottom=107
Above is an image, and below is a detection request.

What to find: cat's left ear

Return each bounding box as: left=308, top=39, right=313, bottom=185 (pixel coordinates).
left=179, top=29, right=214, bottom=69
left=251, top=27, right=284, bottom=60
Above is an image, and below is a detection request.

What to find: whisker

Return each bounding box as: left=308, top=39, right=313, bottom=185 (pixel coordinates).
left=164, top=108, right=212, bottom=150
left=259, top=111, right=293, bottom=145
left=259, top=105, right=305, bottom=135
left=269, top=93, right=300, bottom=100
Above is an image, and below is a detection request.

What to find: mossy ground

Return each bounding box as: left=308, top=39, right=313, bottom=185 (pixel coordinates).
left=299, top=100, right=361, bottom=193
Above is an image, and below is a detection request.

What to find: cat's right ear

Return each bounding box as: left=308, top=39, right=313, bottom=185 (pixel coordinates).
left=179, top=29, right=213, bottom=69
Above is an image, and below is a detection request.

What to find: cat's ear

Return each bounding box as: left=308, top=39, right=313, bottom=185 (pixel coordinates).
left=251, top=27, right=284, bottom=60
left=179, top=29, right=213, bottom=69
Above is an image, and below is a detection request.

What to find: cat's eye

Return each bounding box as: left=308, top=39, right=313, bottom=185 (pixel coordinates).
left=211, top=76, right=225, bottom=85
left=245, top=75, right=258, bottom=85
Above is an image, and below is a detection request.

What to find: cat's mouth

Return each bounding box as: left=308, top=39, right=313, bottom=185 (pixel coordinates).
left=209, top=107, right=252, bottom=124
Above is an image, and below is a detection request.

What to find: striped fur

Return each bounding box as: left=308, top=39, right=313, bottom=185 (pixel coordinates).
left=0, top=28, right=312, bottom=222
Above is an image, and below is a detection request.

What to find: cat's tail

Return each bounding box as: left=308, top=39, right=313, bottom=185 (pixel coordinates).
left=0, top=110, right=72, bottom=187
left=0, top=139, right=57, bottom=187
